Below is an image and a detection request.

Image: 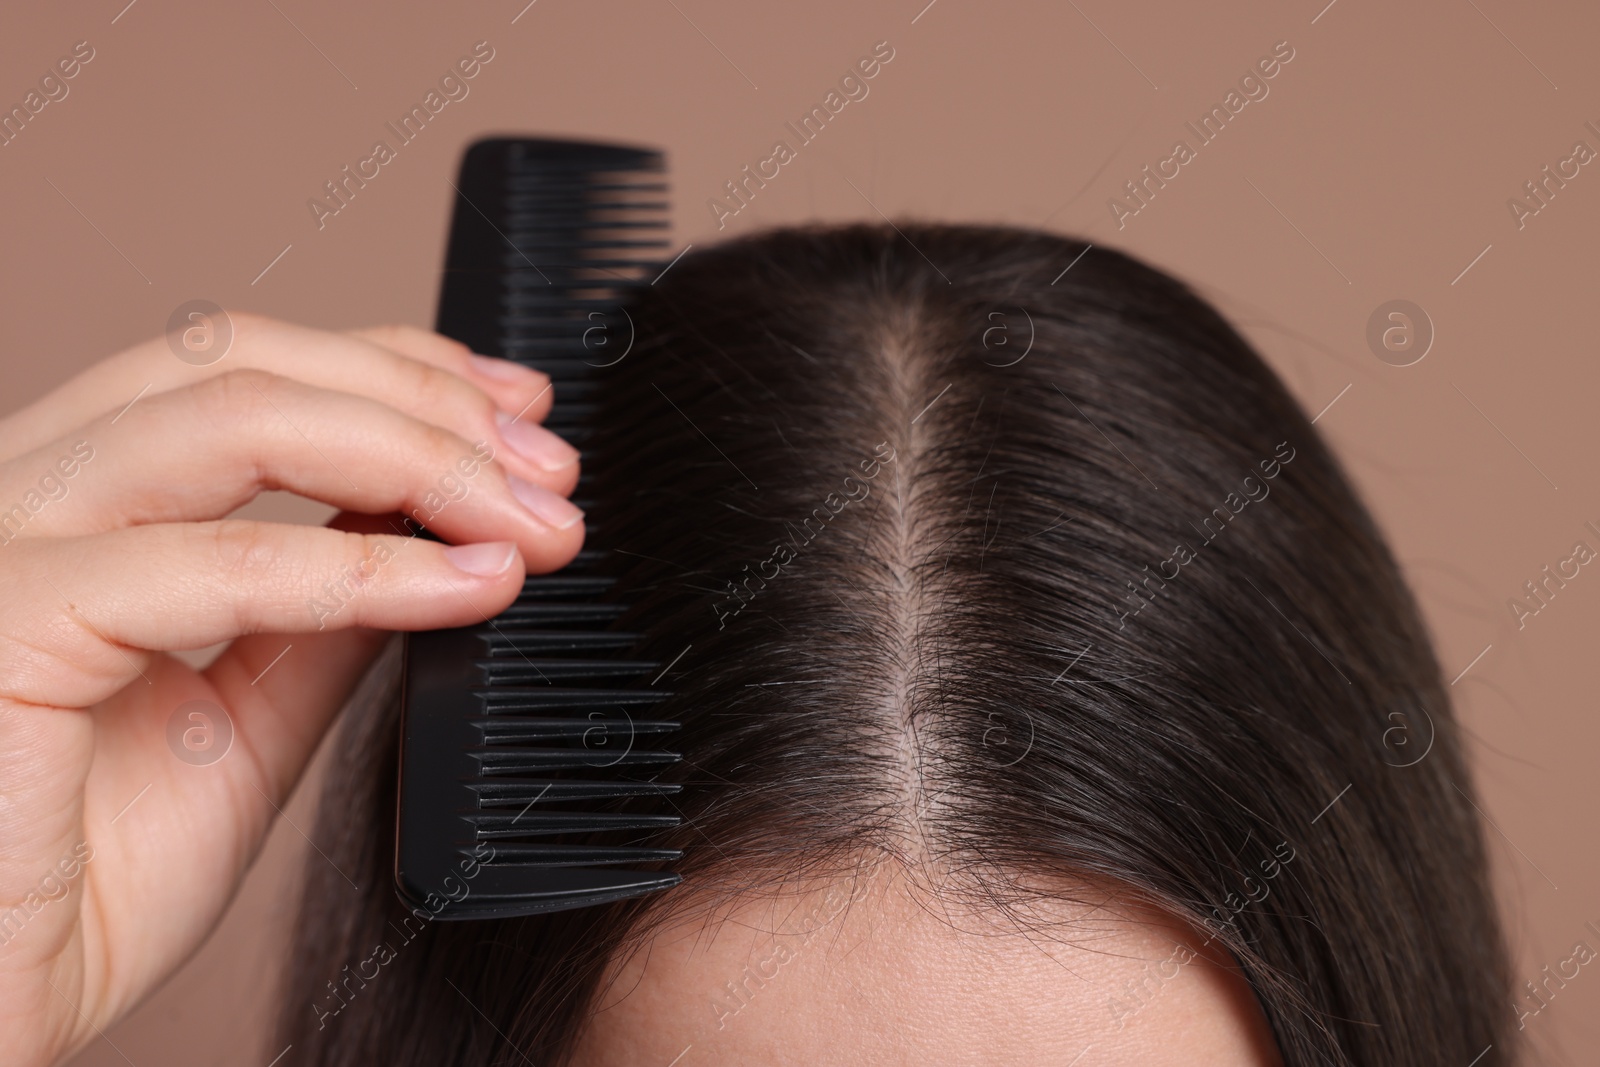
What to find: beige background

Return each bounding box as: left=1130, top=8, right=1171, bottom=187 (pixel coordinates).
left=0, top=0, right=1593, bottom=1063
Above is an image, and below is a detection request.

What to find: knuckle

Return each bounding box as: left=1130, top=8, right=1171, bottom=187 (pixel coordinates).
left=401, top=355, right=489, bottom=428
left=356, top=324, right=408, bottom=349
left=349, top=531, right=400, bottom=576
left=368, top=324, right=468, bottom=358
left=417, top=419, right=470, bottom=467
left=467, top=389, right=502, bottom=433
left=196, top=369, right=290, bottom=440
left=394, top=352, right=445, bottom=403
left=321, top=532, right=401, bottom=620
left=207, top=519, right=286, bottom=578
left=205, top=367, right=284, bottom=411
left=359, top=330, right=493, bottom=430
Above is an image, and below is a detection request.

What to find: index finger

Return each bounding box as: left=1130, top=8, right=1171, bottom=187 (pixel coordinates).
left=0, top=314, right=555, bottom=463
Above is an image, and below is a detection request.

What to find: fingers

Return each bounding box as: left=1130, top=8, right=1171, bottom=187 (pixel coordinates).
left=0, top=368, right=585, bottom=565
left=341, top=324, right=564, bottom=478
left=349, top=323, right=552, bottom=423
left=0, top=315, right=559, bottom=470
left=202, top=627, right=393, bottom=791
left=0, top=317, right=577, bottom=1065
left=0, top=520, right=529, bottom=709
left=194, top=512, right=435, bottom=799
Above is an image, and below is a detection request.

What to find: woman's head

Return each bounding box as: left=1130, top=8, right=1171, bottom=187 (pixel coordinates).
left=279, top=223, right=1513, bottom=1065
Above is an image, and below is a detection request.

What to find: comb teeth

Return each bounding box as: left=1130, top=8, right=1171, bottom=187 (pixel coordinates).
left=477, top=686, right=674, bottom=712
left=488, top=601, right=628, bottom=626
left=481, top=659, right=657, bottom=684
left=396, top=139, right=681, bottom=920
left=474, top=712, right=678, bottom=737
left=482, top=844, right=683, bottom=867
left=483, top=630, right=644, bottom=654
left=434, top=139, right=670, bottom=375
left=470, top=779, right=684, bottom=805
left=469, top=811, right=683, bottom=836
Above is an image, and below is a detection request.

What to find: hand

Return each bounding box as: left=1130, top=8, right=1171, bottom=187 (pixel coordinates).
left=0, top=315, right=585, bottom=1067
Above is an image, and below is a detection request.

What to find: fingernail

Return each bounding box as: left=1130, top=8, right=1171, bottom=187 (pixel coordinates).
left=443, top=541, right=519, bottom=576
left=507, top=474, right=585, bottom=530
left=496, top=410, right=579, bottom=472
left=469, top=353, right=541, bottom=383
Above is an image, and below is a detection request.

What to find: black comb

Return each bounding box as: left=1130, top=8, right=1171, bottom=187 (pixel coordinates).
left=395, top=138, right=683, bottom=920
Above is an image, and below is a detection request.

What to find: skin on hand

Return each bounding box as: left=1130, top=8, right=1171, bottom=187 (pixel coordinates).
left=0, top=314, right=584, bottom=1067
left=569, top=861, right=1285, bottom=1067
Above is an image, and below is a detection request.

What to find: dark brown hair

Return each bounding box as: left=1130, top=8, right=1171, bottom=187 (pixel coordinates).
left=277, top=222, right=1514, bottom=1065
